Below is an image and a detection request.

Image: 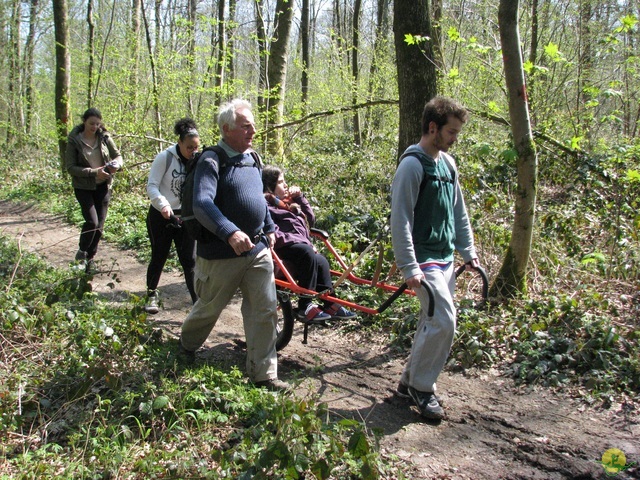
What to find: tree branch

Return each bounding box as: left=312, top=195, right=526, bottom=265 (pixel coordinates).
left=263, top=99, right=398, bottom=133
left=469, top=107, right=577, bottom=157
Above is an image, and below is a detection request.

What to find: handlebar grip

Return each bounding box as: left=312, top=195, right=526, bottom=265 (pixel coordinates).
left=377, top=280, right=435, bottom=317
left=420, top=279, right=435, bottom=317
left=377, top=283, right=408, bottom=314
left=455, top=264, right=489, bottom=300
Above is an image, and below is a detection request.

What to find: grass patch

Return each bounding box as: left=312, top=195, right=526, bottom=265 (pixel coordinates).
left=0, top=235, right=404, bottom=479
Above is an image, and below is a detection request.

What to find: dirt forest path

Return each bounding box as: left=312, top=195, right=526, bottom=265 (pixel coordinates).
left=1, top=199, right=638, bottom=480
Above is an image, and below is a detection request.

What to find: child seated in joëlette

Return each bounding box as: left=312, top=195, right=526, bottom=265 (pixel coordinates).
left=262, top=166, right=356, bottom=322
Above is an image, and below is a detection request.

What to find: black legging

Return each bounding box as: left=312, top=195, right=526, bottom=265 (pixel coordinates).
left=275, top=242, right=333, bottom=310
left=74, top=183, right=111, bottom=260
left=146, top=205, right=197, bottom=303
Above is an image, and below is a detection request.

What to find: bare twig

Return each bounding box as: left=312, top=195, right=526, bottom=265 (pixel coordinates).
left=7, top=233, right=24, bottom=292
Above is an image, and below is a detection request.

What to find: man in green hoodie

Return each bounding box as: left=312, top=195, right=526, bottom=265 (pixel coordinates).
left=391, top=96, right=480, bottom=420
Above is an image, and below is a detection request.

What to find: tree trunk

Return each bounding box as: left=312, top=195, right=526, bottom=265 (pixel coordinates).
left=577, top=0, right=594, bottom=144
left=228, top=0, right=237, bottom=82
left=301, top=0, right=310, bottom=106
left=527, top=0, right=539, bottom=123
left=351, top=0, right=362, bottom=146
left=491, top=0, right=538, bottom=298
left=91, top=1, right=116, bottom=103
left=255, top=0, right=268, bottom=111
left=265, top=0, right=294, bottom=157
left=187, top=0, right=197, bottom=115
left=431, top=0, right=445, bottom=71
left=127, top=0, right=142, bottom=113
left=24, top=0, right=39, bottom=135
left=215, top=0, right=226, bottom=101
left=53, top=0, right=71, bottom=166
left=366, top=0, right=390, bottom=134
left=199, top=0, right=219, bottom=111
left=154, top=0, right=162, bottom=55
left=141, top=0, right=162, bottom=139
left=7, top=0, right=22, bottom=144
left=393, top=0, right=437, bottom=157
left=332, top=0, right=346, bottom=66
left=86, top=0, right=95, bottom=108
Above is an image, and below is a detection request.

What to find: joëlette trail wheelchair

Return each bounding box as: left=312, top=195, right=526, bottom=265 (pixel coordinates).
left=272, top=228, right=488, bottom=351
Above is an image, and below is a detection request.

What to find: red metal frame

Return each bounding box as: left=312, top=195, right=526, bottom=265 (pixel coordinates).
left=272, top=229, right=416, bottom=316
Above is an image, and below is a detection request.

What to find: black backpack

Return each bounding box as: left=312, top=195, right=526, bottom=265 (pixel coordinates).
left=398, top=150, right=456, bottom=192
left=180, top=145, right=262, bottom=242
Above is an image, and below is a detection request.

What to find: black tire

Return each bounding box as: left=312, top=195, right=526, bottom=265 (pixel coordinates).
left=275, top=290, right=295, bottom=351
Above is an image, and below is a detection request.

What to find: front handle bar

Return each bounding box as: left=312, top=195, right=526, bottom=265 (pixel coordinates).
left=455, top=264, right=489, bottom=300
left=377, top=279, right=435, bottom=316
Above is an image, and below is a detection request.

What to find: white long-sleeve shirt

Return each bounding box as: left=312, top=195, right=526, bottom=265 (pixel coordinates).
left=146, top=144, right=189, bottom=213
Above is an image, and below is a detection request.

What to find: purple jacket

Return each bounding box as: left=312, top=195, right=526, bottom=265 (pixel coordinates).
left=267, top=195, right=316, bottom=250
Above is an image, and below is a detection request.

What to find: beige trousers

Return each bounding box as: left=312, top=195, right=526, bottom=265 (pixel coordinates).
left=181, top=248, right=278, bottom=382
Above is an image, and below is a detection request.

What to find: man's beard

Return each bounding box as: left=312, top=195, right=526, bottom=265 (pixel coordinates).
left=434, top=131, right=452, bottom=152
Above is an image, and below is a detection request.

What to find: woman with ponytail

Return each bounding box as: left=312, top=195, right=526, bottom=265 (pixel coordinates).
left=65, top=107, right=123, bottom=274
left=144, top=118, right=200, bottom=313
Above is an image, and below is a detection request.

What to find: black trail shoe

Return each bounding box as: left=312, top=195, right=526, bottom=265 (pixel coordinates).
left=177, top=342, right=196, bottom=364
left=408, top=386, right=445, bottom=420
left=396, top=381, right=444, bottom=406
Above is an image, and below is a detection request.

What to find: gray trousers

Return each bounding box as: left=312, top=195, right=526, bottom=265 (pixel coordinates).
left=401, top=262, right=456, bottom=393
left=180, top=248, right=278, bottom=382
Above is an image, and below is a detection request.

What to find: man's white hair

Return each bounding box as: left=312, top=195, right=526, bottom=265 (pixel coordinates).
left=217, top=99, right=252, bottom=133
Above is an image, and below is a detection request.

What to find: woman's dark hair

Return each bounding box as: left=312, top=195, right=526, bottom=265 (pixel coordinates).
left=174, top=118, right=199, bottom=141
left=78, top=107, right=105, bottom=133
left=262, top=165, right=283, bottom=193
left=83, top=107, right=102, bottom=122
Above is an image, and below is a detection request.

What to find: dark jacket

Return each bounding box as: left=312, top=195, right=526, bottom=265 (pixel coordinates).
left=267, top=194, right=316, bottom=250
left=193, top=142, right=275, bottom=260
left=65, top=125, right=122, bottom=190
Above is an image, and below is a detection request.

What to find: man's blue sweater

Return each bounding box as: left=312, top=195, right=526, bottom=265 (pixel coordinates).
left=193, top=140, right=275, bottom=260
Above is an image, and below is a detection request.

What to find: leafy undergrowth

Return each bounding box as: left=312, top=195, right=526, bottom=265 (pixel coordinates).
left=385, top=273, right=640, bottom=401
left=0, top=237, right=403, bottom=479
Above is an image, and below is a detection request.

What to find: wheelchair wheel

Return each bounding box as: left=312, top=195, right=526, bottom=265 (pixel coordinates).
left=275, top=290, right=295, bottom=351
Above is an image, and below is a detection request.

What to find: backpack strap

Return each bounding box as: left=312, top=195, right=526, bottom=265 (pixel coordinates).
left=398, top=150, right=456, bottom=197
left=194, top=144, right=261, bottom=174
left=208, top=144, right=262, bottom=170
left=163, top=150, right=173, bottom=178
left=207, top=145, right=229, bottom=169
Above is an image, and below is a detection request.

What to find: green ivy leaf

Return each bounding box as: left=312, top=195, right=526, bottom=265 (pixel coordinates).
left=404, top=33, right=429, bottom=46
left=152, top=395, right=170, bottom=410
left=501, top=148, right=518, bottom=162
left=626, top=169, right=640, bottom=183
left=447, top=26, right=462, bottom=43
left=616, top=14, right=638, bottom=33
left=581, top=252, right=606, bottom=265
left=544, top=42, right=563, bottom=62
left=571, top=136, right=583, bottom=150
left=139, top=401, right=152, bottom=416
left=347, top=430, right=370, bottom=457
left=404, top=33, right=416, bottom=46
left=523, top=60, right=534, bottom=74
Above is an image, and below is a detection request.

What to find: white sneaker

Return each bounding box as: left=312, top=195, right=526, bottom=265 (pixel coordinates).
left=145, top=291, right=159, bottom=314
left=297, top=303, right=331, bottom=322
